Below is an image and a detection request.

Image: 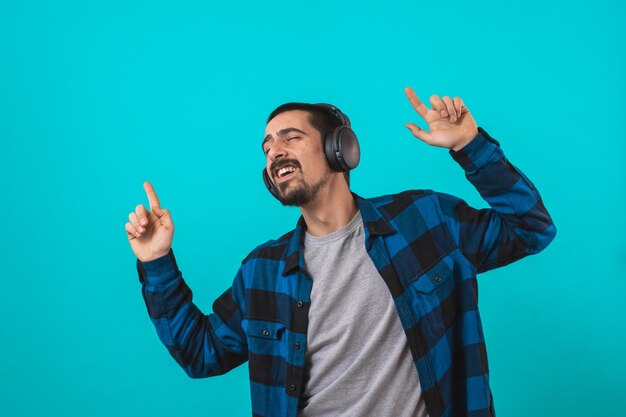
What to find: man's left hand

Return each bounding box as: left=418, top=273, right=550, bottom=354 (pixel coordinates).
left=404, top=87, right=479, bottom=152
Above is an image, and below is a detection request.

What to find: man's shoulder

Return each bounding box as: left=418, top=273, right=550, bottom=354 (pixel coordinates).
left=240, top=228, right=296, bottom=265
left=365, top=188, right=434, bottom=204
left=362, top=188, right=439, bottom=214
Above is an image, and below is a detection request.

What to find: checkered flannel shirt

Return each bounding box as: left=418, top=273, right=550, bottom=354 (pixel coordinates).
left=137, top=127, right=556, bottom=417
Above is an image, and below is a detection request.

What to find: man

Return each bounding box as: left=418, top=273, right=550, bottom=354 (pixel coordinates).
left=125, top=87, right=556, bottom=417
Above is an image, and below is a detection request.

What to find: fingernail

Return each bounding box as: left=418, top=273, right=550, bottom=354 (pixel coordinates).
left=451, top=116, right=457, bottom=122
left=138, top=227, right=145, bottom=233
left=441, top=110, right=447, bottom=117
left=140, top=218, right=147, bottom=225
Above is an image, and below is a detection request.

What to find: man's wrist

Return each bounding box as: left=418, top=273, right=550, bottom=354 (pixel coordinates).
left=136, top=248, right=179, bottom=285
left=450, top=131, right=478, bottom=152
left=138, top=250, right=171, bottom=263
left=449, top=127, right=501, bottom=171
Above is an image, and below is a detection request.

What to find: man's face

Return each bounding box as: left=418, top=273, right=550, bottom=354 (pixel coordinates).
left=263, top=110, right=332, bottom=206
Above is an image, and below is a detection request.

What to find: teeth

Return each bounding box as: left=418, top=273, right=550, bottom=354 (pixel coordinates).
left=278, top=166, right=296, bottom=177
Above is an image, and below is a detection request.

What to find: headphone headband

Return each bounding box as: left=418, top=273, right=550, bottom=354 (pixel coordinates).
left=313, top=103, right=351, bottom=128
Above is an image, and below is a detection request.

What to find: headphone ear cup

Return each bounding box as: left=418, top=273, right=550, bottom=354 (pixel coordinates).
left=262, top=168, right=280, bottom=199
left=324, top=126, right=360, bottom=171
left=337, top=127, right=360, bottom=170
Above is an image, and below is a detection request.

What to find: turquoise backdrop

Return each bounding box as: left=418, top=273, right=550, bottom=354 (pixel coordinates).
left=1, top=0, right=624, bottom=416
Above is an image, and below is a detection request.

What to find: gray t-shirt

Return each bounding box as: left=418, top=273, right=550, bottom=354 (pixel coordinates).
left=298, top=211, right=429, bottom=417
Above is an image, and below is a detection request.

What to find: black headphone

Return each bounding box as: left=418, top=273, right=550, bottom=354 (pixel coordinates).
left=262, top=103, right=360, bottom=200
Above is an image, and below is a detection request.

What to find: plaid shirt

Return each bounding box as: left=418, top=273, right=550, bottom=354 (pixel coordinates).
left=137, top=127, right=556, bottom=417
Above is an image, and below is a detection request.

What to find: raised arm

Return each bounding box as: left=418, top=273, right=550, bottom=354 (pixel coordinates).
left=126, top=182, right=247, bottom=377
left=404, top=87, right=556, bottom=272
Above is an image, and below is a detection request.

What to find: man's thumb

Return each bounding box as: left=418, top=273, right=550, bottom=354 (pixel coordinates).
left=406, top=123, right=433, bottom=144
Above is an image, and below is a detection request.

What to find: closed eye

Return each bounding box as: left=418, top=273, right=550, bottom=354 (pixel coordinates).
left=263, top=135, right=301, bottom=155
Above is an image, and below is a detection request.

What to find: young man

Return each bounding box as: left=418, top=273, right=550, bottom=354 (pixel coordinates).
left=126, top=87, right=556, bottom=417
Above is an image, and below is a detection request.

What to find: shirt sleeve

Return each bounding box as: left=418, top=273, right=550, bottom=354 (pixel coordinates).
left=136, top=249, right=248, bottom=378
left=435, top=127, right=557, bottom=273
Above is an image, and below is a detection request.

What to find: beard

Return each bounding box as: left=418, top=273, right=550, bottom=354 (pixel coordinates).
left=276, top=171, right=331, bottom=207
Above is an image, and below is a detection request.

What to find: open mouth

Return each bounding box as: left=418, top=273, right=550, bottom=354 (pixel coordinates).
left=274, top=164, right=299, bottom=183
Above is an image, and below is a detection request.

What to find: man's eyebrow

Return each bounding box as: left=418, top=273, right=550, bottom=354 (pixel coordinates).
left=262, top=127, right=308, bottom=149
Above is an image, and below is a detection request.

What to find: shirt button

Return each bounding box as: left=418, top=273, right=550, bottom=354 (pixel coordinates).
left=297, top=301, right=303, bottom=308
left=434, top=275, right=442, bottom=282
left=262, top=329, right=270, bottom=336
left=293, top=342, right=300, bottom=349
left=289, top=384, right=296, bottom=391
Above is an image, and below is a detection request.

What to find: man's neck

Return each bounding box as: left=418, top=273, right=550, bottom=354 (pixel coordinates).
left=299, top=178, right=358, bottom=237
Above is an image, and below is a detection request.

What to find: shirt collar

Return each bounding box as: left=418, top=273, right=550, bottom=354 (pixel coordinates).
left=281, top=193, right=396, bottom=276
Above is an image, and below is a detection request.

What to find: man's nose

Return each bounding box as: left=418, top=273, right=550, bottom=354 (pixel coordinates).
left=268, top=140, right=288, bottom=161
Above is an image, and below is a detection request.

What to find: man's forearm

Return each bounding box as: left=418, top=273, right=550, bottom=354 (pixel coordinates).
left=137, top=250, right=247, bottom=378
left=438, top=127, right=556, bottom=272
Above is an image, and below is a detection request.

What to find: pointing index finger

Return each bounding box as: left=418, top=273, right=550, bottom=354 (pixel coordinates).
left=143, top=181, right=161, bottom=209
left=404, top=86, right=429, bottom=119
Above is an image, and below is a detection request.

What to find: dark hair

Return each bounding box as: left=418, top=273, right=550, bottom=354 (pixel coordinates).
left=266, top=102, right=350, bottom=186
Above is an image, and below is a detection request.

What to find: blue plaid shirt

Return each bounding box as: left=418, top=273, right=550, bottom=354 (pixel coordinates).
left=137, top=127, right=556, bottom=417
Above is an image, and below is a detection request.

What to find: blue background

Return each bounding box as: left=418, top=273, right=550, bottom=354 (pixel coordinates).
left=1, top=1, right=624, bottom=416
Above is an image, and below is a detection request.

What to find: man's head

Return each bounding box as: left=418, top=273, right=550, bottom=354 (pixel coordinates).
left=263, top=103, right=350, bottom=207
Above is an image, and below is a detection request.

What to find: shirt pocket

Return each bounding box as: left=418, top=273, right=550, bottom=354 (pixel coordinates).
left=410, top=256, right=455, bottom=336
left=246, top=319, right=287, bottom=355
left=246, top=319, right=288, bottom=385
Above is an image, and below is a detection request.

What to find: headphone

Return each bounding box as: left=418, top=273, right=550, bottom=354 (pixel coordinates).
left=262, top=103, right=360, bottom=200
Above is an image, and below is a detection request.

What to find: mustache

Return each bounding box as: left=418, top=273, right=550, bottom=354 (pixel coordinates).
left=270, top=159, right=302, bottom=178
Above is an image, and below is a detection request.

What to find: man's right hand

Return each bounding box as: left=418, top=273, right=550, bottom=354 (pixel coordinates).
left=125, top=181, right=175, bottom=262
